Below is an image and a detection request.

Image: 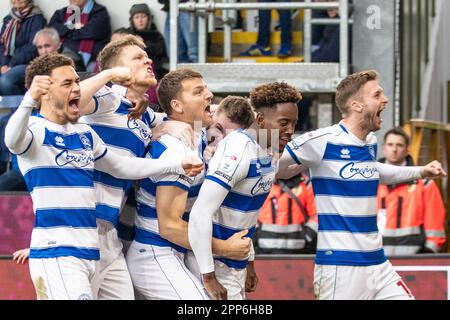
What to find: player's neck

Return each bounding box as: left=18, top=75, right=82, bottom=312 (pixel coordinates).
left=128, top=84, right=148, bottom=95
left=40, top=103, right=68, bottom=125
left=342, top=118, right=369, bottom=141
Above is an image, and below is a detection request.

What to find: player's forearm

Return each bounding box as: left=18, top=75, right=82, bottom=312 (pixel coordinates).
left=95, top=150, right=184, bottom=180
left=276, top=150, right=306, bottom=179
left=377, top=162, right=422, bottom=184
left=159, top=218, right=191, bottom=249
left=79, top=70, right=116, bottom=115
left=211, top=238, right=230, bottom=257
left=4, top=92, right=35, bottom=154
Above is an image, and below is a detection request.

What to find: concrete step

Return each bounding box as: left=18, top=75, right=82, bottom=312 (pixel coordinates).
left=210, top=31, right=303, bottom=45
left=208, top=42, right=303, bottom=59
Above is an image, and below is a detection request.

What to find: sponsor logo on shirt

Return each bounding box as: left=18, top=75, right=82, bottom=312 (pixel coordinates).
left=251, top=176, right=274, bottom=195
left=55, top=150, right=95, bottom=167
left=220, top=155, right=239, bottom=174
left=178, top=174, right=194, bottom=184
left=54, top=136, right=65, bottom=147
left=340, top=148, right=351, bottom=159
left=127, top=119, right=152, bottom=140
left=339, top=162, right=377, bottom=179
left=215, top=170, right=232, bottom=181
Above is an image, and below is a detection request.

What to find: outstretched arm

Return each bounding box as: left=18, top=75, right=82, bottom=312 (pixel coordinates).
left=95, top=149, right=203, bottom=180
left=276, top=149, right=307, bottom=179
left=4, top=76, right=51, bottom=154
left=79, top=67, right=134, bottom=115
left=376, top=161, right=446, bottom=185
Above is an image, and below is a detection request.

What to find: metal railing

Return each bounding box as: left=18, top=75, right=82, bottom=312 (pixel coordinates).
left=169, top=0, right=349, bottom=78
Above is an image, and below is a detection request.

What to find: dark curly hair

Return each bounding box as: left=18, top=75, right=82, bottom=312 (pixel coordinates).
left=217, top=96, right=255, bottom=128
left=25, top=54, right=75, bottom=89
left=250, top=82, right=302, bottom=111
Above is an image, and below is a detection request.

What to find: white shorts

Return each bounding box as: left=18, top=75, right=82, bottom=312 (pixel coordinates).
left=214, top=260, right=247, bottom=300
left=313, top=260, right=415, bottom=300
left=29, top=256, right=95, bottom=300
left=126, top=241, right=209, bottom=300
left=91, top=219, right=134, bottom=300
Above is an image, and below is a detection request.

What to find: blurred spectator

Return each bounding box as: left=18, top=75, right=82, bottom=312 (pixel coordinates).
left=158, top=0, right=198, bottom=63
left=254, top=174, right=318, bottom=254
left=0, top=111, right=27, bottom=191
left=311, top=2, right=340, bottom=62
left=377, top=127, right=447, bottom=255
left=33, top=27, right=85, bottom=71
left=127, top=3, right=168, bottom=80
left=240, top=0, right=292, bottom=58
left=311, top=1, right=330, bottom=52
left=48, top=0, right=111, bottom=71
left=0, top=0, right=46, bottom=96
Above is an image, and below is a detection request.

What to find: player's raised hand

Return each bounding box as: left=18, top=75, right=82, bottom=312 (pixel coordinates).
left=181, top=155, right=204, bottom=177
left=222, top=229, right=251, bottom=260
left=420, top=160, right=447, bottom=179
left=109, top=67, right=133, bottom=86
left=126, top=89, right=149, bottom=120
left=12, top=248, right=30, bottom=264
left=29, top=75, right=52, bottom=101
left=202, top=272, right=227, bottom=300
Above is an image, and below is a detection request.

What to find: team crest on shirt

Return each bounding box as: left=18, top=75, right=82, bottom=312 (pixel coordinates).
left=79, top=134, right=92, bottom=150
left=127, top=119, right=152, bottom=140
left=54, top=136, right=65, bottom=147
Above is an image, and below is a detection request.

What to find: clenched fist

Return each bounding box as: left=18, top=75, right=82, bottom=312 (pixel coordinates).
left=29, top=76, right=52, bottom=102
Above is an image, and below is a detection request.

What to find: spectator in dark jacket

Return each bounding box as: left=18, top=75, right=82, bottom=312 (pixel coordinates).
left=127, top=3, right=168, bottom=80
left=0, top=0, right=46, bottom=95
left=48, top=0, right=111, bottom=71
left=33, top=27, right=86, bottom=72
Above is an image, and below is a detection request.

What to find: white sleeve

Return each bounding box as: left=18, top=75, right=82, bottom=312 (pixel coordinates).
left=205, top=137, right=251, bottom=189
left=151, top=111, right=167, bottom=128
left=188, top=179, right=230, bottom=274
left=4, top=92, right=37, bottom=155
left=277, top=150, right=308, bottom=179
left=284, top=130, right=328, bottom=168
left=93, top=135, right=186, bottom=180
left=88, top=86, right=120, bottom=116
left=152, top=139, right=196, bottom=190
left=377, top=162, right=422, bottom=184
left=248, top=241, right=255, bottom=262
left=110, top=84, right=128, bottom=97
